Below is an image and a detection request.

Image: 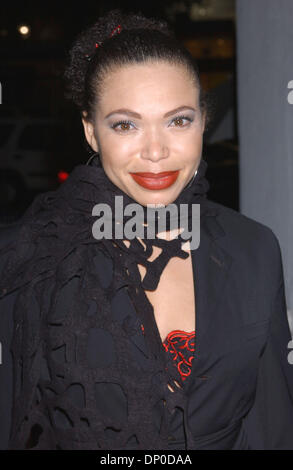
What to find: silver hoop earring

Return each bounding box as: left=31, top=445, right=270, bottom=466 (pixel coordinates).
left=186, top=169, right=198, bottom=188
left=86, top=152, right=99, bottom=166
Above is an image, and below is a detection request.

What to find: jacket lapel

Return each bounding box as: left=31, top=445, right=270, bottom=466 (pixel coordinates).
left=191, top=208, right=233, bottom=350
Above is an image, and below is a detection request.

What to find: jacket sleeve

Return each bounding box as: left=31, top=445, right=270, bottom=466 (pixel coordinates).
left=0, top=222, right=55, bottom=449
left=243, top=230, right=293, bottom=449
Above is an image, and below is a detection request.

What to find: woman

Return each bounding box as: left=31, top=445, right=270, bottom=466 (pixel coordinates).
left=0, top=8, right=293, bottom=450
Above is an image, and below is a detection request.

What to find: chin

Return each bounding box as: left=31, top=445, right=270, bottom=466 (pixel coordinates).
left=139, top=193, right=179, bottom=208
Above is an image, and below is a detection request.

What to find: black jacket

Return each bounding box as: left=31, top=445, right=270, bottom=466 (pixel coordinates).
left=0, top=199, right=293, bottom=449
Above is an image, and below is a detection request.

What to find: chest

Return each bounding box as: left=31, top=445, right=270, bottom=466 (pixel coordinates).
left=136, top=240, right=196, bottom=343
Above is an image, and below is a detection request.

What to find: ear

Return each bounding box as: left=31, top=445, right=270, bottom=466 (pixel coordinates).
left=81, top=112, right=99, bottom=152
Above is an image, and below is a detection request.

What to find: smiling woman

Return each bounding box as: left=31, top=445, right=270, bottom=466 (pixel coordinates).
left=80, top=61, right=205, bottom=207
left=0, top=7, right=293, bottom=451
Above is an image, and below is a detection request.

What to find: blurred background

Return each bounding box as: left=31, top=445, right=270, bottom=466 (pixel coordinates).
left=0, top=0, right=238, bottom=222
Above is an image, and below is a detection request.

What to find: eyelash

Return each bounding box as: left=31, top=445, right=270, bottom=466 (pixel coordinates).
left=111, top=114, right=194, bottom=131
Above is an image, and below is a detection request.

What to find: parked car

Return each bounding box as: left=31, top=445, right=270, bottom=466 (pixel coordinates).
left=0, top=116, right=66, bottom=192
left=0, top=116, right=85, bottom=219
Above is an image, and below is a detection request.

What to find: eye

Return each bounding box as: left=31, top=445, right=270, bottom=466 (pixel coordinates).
left=111, top=114, right=193, bottom=132
left=171, top=115, right=193, bottom=127
left=111, top=120, right=134, bottom=132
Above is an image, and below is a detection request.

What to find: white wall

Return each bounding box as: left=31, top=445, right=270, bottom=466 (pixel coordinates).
left=236, top=0, right=293, bottom=333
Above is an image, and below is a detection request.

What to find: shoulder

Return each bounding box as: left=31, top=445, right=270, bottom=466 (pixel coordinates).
left=204, top=199, right=282, bottom=267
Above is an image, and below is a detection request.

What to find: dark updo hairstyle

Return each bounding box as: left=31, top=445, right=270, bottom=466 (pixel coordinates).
left=64, top=8, right=209, bottom=128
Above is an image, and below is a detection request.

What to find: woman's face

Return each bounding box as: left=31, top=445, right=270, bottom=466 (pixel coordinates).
left=82, top=61, right=205, bottom=207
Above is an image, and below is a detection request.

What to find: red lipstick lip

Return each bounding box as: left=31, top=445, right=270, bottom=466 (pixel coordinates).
left=129, top=170, right=179, bottom=190
left=130, top=170, right=178, bottom=178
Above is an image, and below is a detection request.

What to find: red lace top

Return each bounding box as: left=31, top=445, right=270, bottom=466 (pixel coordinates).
left=141, top=325, right=195, bottom=383
left=163, top=330, right=195, bottom=382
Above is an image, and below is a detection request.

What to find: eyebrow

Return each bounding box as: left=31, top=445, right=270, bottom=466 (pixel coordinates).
left=104, top=105, right=196, bottom=120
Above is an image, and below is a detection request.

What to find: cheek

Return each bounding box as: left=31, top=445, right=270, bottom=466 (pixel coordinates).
left=98, top=134, right=129, bottom=165
left=191, top=130, right=204, bottom=152
left=105, top=137, right=134, bottom=161
left=103, top=153, right=130, bottom=177
left=176, top=132, right=203, bottom=158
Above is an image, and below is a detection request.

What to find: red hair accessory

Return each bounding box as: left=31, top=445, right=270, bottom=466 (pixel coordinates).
left=85, top=24, right=122, bottom=61
left=109, top=24, right=122, bottom=38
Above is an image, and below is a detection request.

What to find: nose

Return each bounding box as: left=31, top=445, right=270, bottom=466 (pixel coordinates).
left=140, top=132, right=169, bottom=162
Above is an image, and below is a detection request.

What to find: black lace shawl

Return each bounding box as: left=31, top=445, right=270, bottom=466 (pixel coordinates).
left=0, top=157, right=210, bottom=450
